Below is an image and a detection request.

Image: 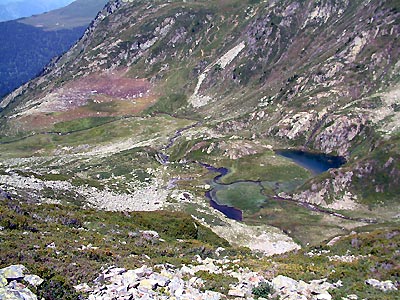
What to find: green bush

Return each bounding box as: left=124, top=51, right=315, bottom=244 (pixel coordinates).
left=37, top=274, right=83, bottom=300
left=252, top=282, right=274, bottom=299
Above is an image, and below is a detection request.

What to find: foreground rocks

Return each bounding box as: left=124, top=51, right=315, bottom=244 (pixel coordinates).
left=271, top=275, right=338, bottom=300
left=1, top=263, right=397, bottom=299
left=0, top=265, right=43, bottom=300
left=365, top=278, right=398, bottom=292
left=76, top=264, right=223, bottom=300
left=75, top=257, right=338, bottom=300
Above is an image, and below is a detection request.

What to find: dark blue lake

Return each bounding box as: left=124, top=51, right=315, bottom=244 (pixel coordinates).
left=204, top=169, right=243, bottom=221
left=209, top=197, right=243, bottom=221
left=275, top=150, right=346, bottom=175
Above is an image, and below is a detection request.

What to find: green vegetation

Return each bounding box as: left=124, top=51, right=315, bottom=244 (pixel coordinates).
left=167, top=138, right=311, bottom=185
left=0, top=21, right=86, bottom=98
left=350, top=135, right=400, bottom=206
left=270, top=229, right=400, bottom=300
left=2, top=185, right=396, bottom=298
left=252, top=282, right=274, bottom=299
left=244, top=198, right=359, bottom=246
left=0, top=115, right=192, bottom=158
left=219, top=152, right=311, bottom=184
left=146, top=94, right=188, bottom=115
left=213, top=182, right=266, bottom=213
left=0, top=193, right=233, bottom=296
left=53, top=117, right=117, bottom=133
left=195, top=270, right=238, bottom=294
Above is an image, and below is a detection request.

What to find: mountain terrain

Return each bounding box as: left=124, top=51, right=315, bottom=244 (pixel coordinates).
left=0, top=0, right=399, bottom=299
left=0, top=0, right=109, bottom=98
left=0, top=0, right=75, bottom=22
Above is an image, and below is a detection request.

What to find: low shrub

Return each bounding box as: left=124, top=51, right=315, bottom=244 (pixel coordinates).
left=252, top=282, right=274, bottom=299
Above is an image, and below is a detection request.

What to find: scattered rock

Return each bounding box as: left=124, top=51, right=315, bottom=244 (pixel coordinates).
left=0, top=265, right=42, bottom=300
left=228, top=288, right=245, bottom=297
left=0, top=265, right=26, bottom=280
left=23, top=275, right=44, bottom=287
left=365, top=278, right=397, bottom=292
left=140, top=230, right=160, bottom=241
left=84, top=264, right=226, bottom=300
left=271, top=275, right=335, bottom=300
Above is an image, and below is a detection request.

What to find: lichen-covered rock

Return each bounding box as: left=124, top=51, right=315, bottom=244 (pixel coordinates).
left=0, top=265, right=42, bottom=300
left=275, top=111, right=317, bottom=140
left=271, top=275, right=335, bottom=300
left=0, top=265, right=26, bottom=281
left=314, top=115, right=367, bottom=158
left=0, top=286, right=38, bottom=300
left=23, top=275, right=44, bottom=287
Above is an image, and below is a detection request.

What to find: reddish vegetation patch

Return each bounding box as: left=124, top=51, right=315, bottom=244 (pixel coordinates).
left=16, top=69, right=158, bottom=130
left=64, top=71, right=152, bottom=100
left=17, top=96, right=157, bottom=130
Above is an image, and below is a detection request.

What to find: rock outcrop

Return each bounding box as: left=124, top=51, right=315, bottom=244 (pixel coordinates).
left=0, top=265, right=43, bottom=300
left=76, top=259, right=339, bottom=300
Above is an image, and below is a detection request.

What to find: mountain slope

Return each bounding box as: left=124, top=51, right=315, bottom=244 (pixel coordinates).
left=0, top=0, right=399, bottom=256
left=19, top=0, right=110, bottom=30
left=0, top=0, right=108, bottom=98
left=0, top=0, right=75, bottom=22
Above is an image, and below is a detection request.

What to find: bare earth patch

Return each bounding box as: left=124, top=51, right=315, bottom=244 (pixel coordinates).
left=211, top=217, right=301, bottom=256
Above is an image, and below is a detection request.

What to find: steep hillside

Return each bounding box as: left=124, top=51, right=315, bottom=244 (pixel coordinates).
left=0, top=0, right=74, bottom=22
left=0, top=0, right=399, bottom=283
left=1, top=191, right=399, bottom=299
left=0, top=0, right=108, bottom=98
left=19, top=0, right=110, bottom=30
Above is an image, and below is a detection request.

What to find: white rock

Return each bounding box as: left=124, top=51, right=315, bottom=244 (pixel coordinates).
left=121, top=270, right=138, bottom=286
left=365, top=278, right=397, bottom=291
left=314, top=292, right=332, bottom=300
left=23, top=275, right=44, bottom=287
left=228, top=288, right=245, bottom=297
left=272, top=275, right=298, bottom=291
left=203, top=290, right=222, bottom=300
left=74, top=283, right=92, bottom=292
left=138, top=279, right=158, bottom=290
left=46, top=242, right=56, bottom=249
left=0, top=265, right=27, bottom=280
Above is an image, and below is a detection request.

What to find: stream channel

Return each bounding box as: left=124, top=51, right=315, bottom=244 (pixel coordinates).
left=160, top=124, right=349, bottom=222
left=203, top=151, right=346, bottom=221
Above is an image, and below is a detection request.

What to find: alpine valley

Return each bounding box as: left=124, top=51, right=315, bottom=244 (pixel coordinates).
left=0, top=1, right=399, bottom=299
left=0, top=0, right=108, bottom=98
